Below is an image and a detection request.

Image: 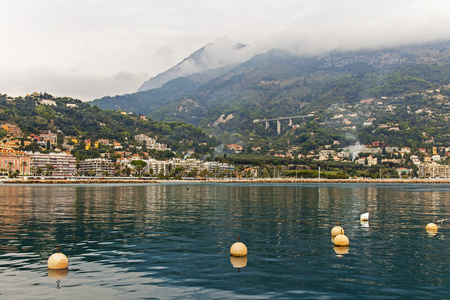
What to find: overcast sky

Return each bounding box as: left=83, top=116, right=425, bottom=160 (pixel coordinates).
left=1, top=0, right=450, bottom=101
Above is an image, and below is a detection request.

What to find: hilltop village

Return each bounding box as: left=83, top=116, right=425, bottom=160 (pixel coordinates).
left=1, top=87, right=450, bottom=180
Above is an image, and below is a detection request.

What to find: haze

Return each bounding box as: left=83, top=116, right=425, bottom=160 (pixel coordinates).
left=1, top=0, right=449, bottom=101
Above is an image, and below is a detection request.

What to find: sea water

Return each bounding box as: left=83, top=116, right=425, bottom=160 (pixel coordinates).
left=0, top=183, right=448, bottom=299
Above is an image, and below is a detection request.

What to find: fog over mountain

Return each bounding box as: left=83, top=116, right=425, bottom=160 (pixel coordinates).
left=135, top=1, right=450, bottom=94
left=2, top=1, right=450, bottom=100
left=138, top=42, right=254, bottom=92
left=92, top=39, right=450, bottom=121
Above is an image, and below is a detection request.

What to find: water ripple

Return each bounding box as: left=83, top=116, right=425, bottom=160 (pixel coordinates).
left=0, top=183, right=448, bottom=299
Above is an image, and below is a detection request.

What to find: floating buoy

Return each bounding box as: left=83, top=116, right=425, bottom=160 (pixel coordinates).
left=331, top=222, right=344, bottom=236
left=360, top=212, right=369, bottom=222
left=47, top=245, right=68, bottom=269
left=425, top=222, right=438, bottom=231
left=334, top=234, right=349, bottom=247
left=230, top=236, right=247, bottom=257
left=426, top=223, right=438, bottom=236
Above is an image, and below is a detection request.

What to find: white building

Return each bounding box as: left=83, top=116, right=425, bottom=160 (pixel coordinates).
left=419, top=163, right=450, bottom=178
left=356, top=155, right=378, bottom=166
left=39, top=99, right=57, bottom=106
left=79, top=158, right=114, bottom=176
left=432, top=154, right=441, bottom=162
left=204, top=161, right=235, bottom=173
left=144, top=159, right=168, bottom=176
left=410, top=155, right=421, bottom=166
left=28, top=152, right=76, bottom=176
left=135, top=134, right=171, bottom=151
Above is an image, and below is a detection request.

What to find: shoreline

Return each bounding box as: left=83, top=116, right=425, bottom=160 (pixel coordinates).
left=3, top=178, right=450, bottom=184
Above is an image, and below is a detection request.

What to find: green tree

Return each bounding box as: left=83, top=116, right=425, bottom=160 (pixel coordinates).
left=130, top=160, right=147, bottom=175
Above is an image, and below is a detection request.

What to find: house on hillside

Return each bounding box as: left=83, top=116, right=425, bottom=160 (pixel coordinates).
left=360, top=98, right=375, bottom=104
left=357, top=155, right=377, bottom=166
left=39, top=99, right=56, bottom=106
left=432, top=155, right=441, bottom=162
left=113, top=141, right=123, bottom=149
left=410, top=155, right=421, bottom=166
left=397, top=167, right=412, bottom=177
left=226, top=144, right=243, bottom=153
left=242, top=167, right=258, bottom=178
left=39, top=130, right=58, bottom=145
left=400, top=147, right=411, bottom=154
left=1, top=123, right=23, bottom=137
left=342, top=119, right=352, bottom=125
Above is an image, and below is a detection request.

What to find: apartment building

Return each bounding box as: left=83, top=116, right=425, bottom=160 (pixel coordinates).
left=135, top=134, right=171, bottom=151
left=1, top=123, right=23, bottom=137
left=79, top=158, right=114, bottom=176
left=0, top=149, right=30, bottom=175
left=28, top=152, right=76, bottom=176
left=419, top=163, right=450, bottom=178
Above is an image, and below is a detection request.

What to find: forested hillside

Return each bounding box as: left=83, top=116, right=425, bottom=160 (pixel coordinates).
left=91, top=42, right=450, bottom=139
left=0, top=93, right=218, bottom=155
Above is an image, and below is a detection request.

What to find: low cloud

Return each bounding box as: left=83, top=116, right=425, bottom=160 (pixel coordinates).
left=3, top=68, right=148, bottom=101
left=2, top=0, right=450, bottom=100
left=250, top=0, right=450, bottom=55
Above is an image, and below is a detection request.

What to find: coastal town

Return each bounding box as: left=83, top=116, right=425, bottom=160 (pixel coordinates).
left=1, top=85, right=450, bottom=181
left=1, top=119, right=449, bottom=180
left=0, top=124, right=234, bottom=179
left=2, top=4, right=449, bottom=299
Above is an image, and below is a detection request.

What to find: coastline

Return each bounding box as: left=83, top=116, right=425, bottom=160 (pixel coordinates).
left=2, top=177, right=450, bottom=184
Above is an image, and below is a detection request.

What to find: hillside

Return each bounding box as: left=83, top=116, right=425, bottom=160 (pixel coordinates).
left=0, top=93, right=218, bottom=158
left=91, top=42, right=450, bottom=130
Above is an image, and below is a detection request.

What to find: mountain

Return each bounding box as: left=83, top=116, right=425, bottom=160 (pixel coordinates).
left=91, top=40, right=450, bottom=147
left=138, top=42, right=252, bottom=92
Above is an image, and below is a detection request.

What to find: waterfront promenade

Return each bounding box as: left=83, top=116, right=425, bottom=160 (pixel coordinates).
left=2, top=177, right=450, bottom=184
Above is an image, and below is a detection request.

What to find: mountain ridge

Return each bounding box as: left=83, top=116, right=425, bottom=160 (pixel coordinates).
left=91, top=40, right=450, bottom=137
left=137, top=42, right=252, bottom=92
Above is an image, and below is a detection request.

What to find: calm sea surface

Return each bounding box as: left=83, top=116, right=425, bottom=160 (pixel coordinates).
left=0, top=183, right=448, bottom=299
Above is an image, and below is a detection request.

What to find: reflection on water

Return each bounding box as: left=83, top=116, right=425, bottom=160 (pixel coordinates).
left=0, top=183, right=449, bottom=299
left=333, top=246, right=350, bottom=258
left=230, top=256, right=247, bottom=269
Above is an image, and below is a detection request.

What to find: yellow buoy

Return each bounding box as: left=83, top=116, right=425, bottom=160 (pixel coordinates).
left=331, top=222, right=344, bottom=236
left=47, top=245, right=68, bottom=269
left=334, top=234, right=349, bottom=247
left=230, top=236, right=248, bottom=257
left=425, top=223, right=438, bottom=231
